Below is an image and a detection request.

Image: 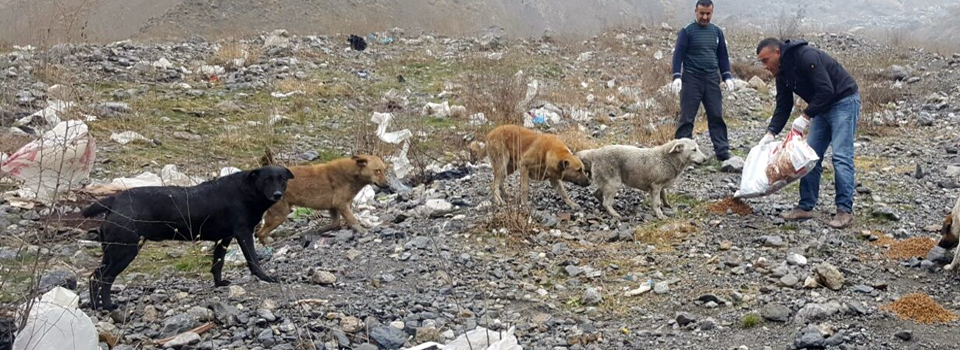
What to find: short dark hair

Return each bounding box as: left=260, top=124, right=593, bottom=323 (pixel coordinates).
left=756, top=37, right=783, bottom=54
left=696, top=0, right=714, bottom=8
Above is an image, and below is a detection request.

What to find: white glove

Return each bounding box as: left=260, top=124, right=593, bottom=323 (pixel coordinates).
left=725, top=79, right=735, bottom=92
left=759, top=133, right=775, bottom=146
left=791, top=116, right=810, bottom=133
left=670, top=79, right=682, bottom=94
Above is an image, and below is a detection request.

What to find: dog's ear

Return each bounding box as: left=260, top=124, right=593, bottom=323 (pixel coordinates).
left=939, top=214, right=958, bottom=249
left=352, top=156, right=368, bottom=168
left=284, top=167, right=295, bottom=180
left=669, top=142, right=684, bottom=154
left=558, top=159, right=569, bottom=171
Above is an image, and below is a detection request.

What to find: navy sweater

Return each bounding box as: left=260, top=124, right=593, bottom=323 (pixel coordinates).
left=671, top=22, right=733, bottom=80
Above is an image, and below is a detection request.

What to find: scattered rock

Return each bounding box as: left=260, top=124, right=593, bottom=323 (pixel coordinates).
left=761, top=305, right=791, bottom=323
left=794, top=325, right=826, bottom=349
left=341, top=316, right=363, bottom=333
left=581, top=287, right=603, bottom=306
left=786, top=254, right=808, bottom=266
left=163, top=332, right=200, bottom=348
left=813, top=263, right=845, bottom=291
left=370, top=325, right=408, bottom=349
left=721, top=156, right=745, bottom=173
left=895, top=330, right=913, bottom=341
left=676, top=313, right=697, bottom=327
left=39, top=268, right=77, bottom=292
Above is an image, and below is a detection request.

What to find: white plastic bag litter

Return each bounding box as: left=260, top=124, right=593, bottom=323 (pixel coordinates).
left=735, top=130, right=819, bottom=199
left=444, top=326, right=522, bottom=350
left=86, top=164, right=204, bottom=195
left=13, top=287, right=98, bottom=350
left=0, top=120, right=96, bottom=203
left=371, top=112, right=412, bottom=144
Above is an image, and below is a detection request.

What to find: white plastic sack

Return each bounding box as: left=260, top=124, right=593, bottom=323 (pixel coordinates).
left=734, top=130, right=819, bottom=199
left=86, top=164, right=204, bottom=196
left=444, top=326, right=522, bottom=350
left=110, top=131, right=149, bottom=145
left=0, top=120, right=96, bottom=203
left=14, top=100, right=75, bottom=128
left=13, top=287, right=98, bottom=350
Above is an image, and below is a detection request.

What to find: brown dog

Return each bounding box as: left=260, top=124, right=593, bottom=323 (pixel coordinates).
left=939, top=196, right=960, bottom=271
left=472, top=125, right=589, bottom=209
left=255, top=155, right=389, bottom=244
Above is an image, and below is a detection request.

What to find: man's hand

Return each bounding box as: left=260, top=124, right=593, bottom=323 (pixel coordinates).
left=791, top=115, right=811, bottom=133
left=759, top=133, right=775, bottom=146
left=670, top=79, right=682, bottom=94
left=724, top=79, right=735, bottom=92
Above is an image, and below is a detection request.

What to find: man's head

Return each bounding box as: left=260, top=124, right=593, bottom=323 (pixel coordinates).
left=756, top=37, right=784, bottom=75
left=695, top=0, right=714, bottom=26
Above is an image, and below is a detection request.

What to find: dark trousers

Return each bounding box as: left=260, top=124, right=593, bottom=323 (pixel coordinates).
left=675, top=72, right=729, bottom=160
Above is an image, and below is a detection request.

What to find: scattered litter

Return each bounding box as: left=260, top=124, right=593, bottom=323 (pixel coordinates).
left=14, top=100, right=75, bottom=128
left=1, top=120, right=95, bottom=203
left=468, top=113, right=488, bottom=126
left=267, top=114, right=290, bottom=126
left=348, top=34, right=367, bottom=51
left=219, top=167, right=241, bottom=177
left=270, top=90, right=305, bottom=99
left=444, top=326, right=522, bottom=350
left=352, top=185, right=381, bottom=228
left=371, top=112, right=412, bottom=144
left=152, top=57, right=174, bottom=70
left=13, top=287, right=98, bottom=350
left=422, top=101, right=467, bottom=119
left=198, top=65, right=225, bottom=77
left=110, top=131, right=150, bottom=145
left=85, top=164, right=204, bottom=196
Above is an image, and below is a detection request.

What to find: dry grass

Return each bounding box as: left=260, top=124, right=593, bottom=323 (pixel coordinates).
left=211, top=40, right=262, bottom=66
left=633, top=220, right=697, bottom=250
left=462, top=60, right=529, bottom=128
left=881, top=293, right=957, bottom=324
left=555, top=125, right=597, bottom=152
left=731, top=61, right=772, bottom=82
left=0, top=134, right=34, bottom=154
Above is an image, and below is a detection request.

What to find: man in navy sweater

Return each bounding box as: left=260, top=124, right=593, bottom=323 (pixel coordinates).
left=757, top=38, right=861, bottom=229
left=670, top=0, right=735, bottom=162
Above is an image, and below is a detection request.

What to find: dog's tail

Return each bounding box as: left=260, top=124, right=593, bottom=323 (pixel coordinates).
left=81, top=196, right=116, bottom=218
left=468, top=141, right=486, bottom=163
left=259, top=147, right=277, bottom=166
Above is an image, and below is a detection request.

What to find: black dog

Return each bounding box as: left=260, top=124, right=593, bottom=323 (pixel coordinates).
left=81, top=165, right=294, bottom=310
left=348, top=34, right=367, bottom=51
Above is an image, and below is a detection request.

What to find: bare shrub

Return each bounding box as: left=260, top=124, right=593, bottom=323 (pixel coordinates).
left=776, top=6, right=807, bottom=40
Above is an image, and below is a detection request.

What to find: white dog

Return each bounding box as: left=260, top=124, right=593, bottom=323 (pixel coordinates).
left=940, top=196, right=960, bottom=271
left=575, top=138, right=707, bottom=219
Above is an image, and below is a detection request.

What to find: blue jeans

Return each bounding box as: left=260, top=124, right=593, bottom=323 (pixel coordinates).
left=799, top=93, right=861, bottom=213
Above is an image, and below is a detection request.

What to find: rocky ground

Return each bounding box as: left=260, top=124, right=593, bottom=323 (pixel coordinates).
left=2, top=26, right=960, bottom=350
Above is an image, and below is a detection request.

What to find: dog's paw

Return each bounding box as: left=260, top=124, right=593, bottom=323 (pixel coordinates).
left=568, top=203, right=582, bottom=210
left=946, top=264, right=957, bottom=271
left=259, top=275, right=279, bottom=283
left=215, top=280, right=232, bottom=287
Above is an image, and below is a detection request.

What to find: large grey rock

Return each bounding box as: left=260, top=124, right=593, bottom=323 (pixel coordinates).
left=794, top=325, right=826, bottom=349
left=208, top=301, right=241, bottom=326
left=761, top=305, right=791, bottom=322
left=370, top=326, right=408, bottom=349
left=161, top=314, right=200, bottom=338
left=884, top=65, right=909, bottom=81
left=813, top=263, right=845, bottom=291
left=39, top=268, right=77, bottom=292
left=721, top=156, right=745, bottom=173
left=581, top=287, right=602, bottom=306
left=928, top=245, right=954, bottom=265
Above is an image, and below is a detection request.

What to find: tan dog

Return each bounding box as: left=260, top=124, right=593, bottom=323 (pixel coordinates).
left=255, top=155, right=389, bottom=244
left=939, top=196, right=960, bottom=271
left=471, top=125, right=590, bottom=209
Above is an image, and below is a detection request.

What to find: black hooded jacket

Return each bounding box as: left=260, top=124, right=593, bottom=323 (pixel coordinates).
left=768, top=40, right=859, bottom=135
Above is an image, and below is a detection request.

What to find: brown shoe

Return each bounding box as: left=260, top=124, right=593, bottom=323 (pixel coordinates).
left=781, top=208, right=814, bottom=221
left=829, top=211, right=854, bottom=229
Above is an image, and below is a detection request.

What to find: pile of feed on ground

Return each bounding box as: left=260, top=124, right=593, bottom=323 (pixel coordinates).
left=707, top=197, right=753, bottom=216
left=880, top=293, right=957, bottom=324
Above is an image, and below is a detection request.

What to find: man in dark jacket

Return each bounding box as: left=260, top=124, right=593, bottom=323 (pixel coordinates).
left=756, top=38, right=861, bottom=229
left=670, top=0, right=736, bottom=162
